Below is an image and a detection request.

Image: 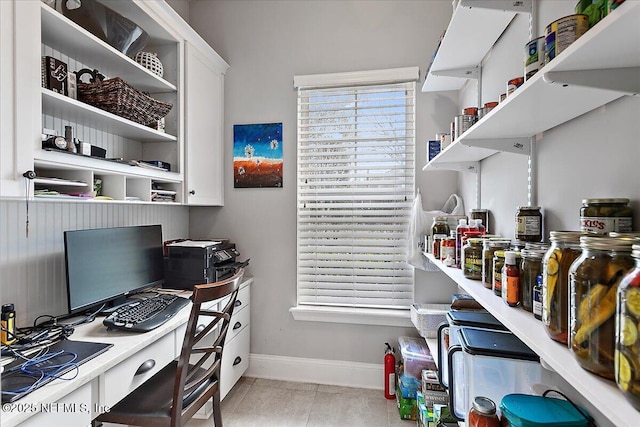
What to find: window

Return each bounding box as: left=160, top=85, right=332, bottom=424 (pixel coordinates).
left=294, top=68, right=417, bottom=314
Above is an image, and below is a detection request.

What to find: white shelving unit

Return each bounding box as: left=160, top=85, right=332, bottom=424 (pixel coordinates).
left=422, top=0, right=529, bottom=92
left=423, top=0, right=639, bottom=171
left=425, top=253, right=637, bottom=427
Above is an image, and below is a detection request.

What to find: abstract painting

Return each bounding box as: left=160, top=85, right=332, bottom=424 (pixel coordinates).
left=233, top=122, right=283, bottom=188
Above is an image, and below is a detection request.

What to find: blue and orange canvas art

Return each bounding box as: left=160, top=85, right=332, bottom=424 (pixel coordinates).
left=233, top=122, right=283, bottom=188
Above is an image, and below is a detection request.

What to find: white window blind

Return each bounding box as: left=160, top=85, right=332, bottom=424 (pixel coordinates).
left=296, top=70, right=416, bottom=310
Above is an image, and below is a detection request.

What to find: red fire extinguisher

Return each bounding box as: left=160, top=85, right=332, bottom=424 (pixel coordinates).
left=384, top=342, right=396, bottom=400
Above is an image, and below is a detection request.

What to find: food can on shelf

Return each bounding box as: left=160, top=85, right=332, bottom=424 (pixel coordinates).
left=525, top=37, right=545, bottom=81
left=450, top=120, right=456, bottom=142
left=463, top=238, right=484, bottom=280
left=493, top=250, right=506, bottom=297
left=515, top=206, right=543, bottom=242
left=463, top=107, right=478, bottom=116
left=483, top=239, right=511, bottom=290
left=545, top=14, right=589, bottom=62
left=580, top=198, right=633, bottom=234
left=499, top=93, right=507, bottom=103
left=569, top=235, right=635, bottom=379
left=507, top=77, right=524, bottom=96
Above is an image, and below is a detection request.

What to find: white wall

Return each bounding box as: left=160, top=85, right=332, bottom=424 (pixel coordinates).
left=187, top=0, right=460, bottom=364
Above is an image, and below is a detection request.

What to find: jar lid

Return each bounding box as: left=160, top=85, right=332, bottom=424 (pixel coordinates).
left=483, top=239, right=511, bottom=248
left=609, top=232, right=640, bottom=238
left=470, top=209, right=488, bottom=213
left=582, top=198, right=629, bottom=205
left=580, top=235, right=635, bottom=251
left=467, top=238, right=484, bottom=244
left=472, top=396, right=497, bottom=416
left=521, top=248, right=546, bottom=259
left=517, top=206, right=541, bottom=210
left=549, top=231, right=585, bottom=243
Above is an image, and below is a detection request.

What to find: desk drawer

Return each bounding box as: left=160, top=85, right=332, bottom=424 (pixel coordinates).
left=227, top=301, right=250, bottom=342
left=221, top=325, right=250, bottom=399
left=221, top=283, right=250, bottom=313
left=102, top=332, right=174, bottom=407
left=19, top=381, right=92, bottom=427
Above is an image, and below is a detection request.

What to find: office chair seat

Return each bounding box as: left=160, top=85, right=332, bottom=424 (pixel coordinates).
left=96, top=268, right=244, bottom=427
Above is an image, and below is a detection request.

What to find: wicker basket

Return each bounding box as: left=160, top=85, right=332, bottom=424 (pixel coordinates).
left=77, top=71, right=172, bottom=126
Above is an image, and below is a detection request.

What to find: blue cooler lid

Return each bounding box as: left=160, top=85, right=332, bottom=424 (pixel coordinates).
left=500, top=394, right=590, bottom=427
left=446, top=310, right=508, bottom=331
left=458, top=328, right=539, bottom=362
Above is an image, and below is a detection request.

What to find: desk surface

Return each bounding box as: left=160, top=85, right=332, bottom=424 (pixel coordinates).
left=0, top=277, right=252, bottom=427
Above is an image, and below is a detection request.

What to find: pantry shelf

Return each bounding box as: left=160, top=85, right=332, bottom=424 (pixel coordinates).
left=422, top=0, right=526, bottom=92
left=424, top=0, right=639, bottom=171
left=424, top=253, right=638, bottom=427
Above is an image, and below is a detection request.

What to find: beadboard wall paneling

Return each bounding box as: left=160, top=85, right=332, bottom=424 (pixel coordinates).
left=0, top=200, right=188, bottom=327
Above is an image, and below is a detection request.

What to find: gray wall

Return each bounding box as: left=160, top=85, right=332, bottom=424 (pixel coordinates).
left=188, top=0, right=459, bottom=364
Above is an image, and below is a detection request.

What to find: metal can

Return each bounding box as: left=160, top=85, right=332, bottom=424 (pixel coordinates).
left=543, top=231, right=584, bottom=344
left=525, top=37, right=545, bottom=81
left=463, top=238, right=485, bottom=280
left=515, top=206, right=543, bottom=242
left=569, top=236, right=635, bottom=379
left=507, top=77, right=524, bottom=96
left=463, top=107, right=478, bottom=116
left=499, top=93, right=507, bottom=103
left=580, top=198, right=633, bottom=234
left=545, top=14, right=589, bottom=62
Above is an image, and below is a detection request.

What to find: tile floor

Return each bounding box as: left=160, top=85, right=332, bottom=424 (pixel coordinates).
left=185, top=377, right=411, bottom=427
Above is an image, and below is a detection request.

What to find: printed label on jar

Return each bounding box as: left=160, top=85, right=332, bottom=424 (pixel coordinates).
left=580, top=216, right=632, bottom=233
left=533, top=290, right=542, bottom=317
left=516, top=216, right=541, bottom=236
left=441, top=246, right=455, bottom=261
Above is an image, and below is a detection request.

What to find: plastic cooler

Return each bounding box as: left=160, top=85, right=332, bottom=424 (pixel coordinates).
left=436, top=310, right=507, bottom=389
left=398, top=336, right=437, bottom=380
left=447, top=327, right=543, bottom=421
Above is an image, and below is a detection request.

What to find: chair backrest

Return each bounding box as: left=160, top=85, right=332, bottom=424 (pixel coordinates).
left=171, top=268, right=244, bottom=424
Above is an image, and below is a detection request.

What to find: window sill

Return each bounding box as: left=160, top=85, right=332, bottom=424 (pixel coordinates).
left=289, top=305, right=412, bottom=327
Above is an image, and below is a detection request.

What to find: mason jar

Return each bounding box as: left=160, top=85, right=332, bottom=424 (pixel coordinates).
left=616, top=243, right=640, bottom=410
left=570, top=236, right=635, bottom=379
left=482, top=239, right=511, bottom=290
left=463, top=238, right=484, bottom=280
left=580, top=198, right=632, bottom=234
left=520, top=248, right=547, bottom=313
left=542, top=231, right=583, bottom=344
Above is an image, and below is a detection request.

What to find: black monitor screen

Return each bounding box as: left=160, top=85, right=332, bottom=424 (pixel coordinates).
left=64, top=225, right=165, bottom=314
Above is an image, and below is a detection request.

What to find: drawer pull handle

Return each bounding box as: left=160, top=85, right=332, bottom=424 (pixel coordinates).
left=234, top=300, right=242, bottom=307
left=196, top=324, right=205, bottom=334
left=233, top=356, right=242, bottom=366
left=233, top=321, right=242, bottom=330
left=135, top=359, right=156, bottom=376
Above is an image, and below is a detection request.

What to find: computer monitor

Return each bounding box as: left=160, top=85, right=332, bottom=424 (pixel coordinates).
left=64, top=224, right=165, bottom=314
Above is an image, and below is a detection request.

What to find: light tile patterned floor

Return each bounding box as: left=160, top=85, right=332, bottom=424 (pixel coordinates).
left=185, top=377, right=411, bottom=427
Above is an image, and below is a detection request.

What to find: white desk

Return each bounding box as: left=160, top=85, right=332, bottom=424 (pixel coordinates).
left=0, top=277, right=252, bottom=427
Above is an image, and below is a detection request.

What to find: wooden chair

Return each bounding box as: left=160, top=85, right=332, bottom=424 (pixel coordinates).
left=96, top=268, right=245, bottom=427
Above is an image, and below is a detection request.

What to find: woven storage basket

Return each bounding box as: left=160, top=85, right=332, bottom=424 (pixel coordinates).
left=77, top=72, right=172, bottom=126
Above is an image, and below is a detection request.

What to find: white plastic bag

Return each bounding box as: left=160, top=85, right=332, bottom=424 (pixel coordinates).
left=406, top=193, right=464, bottom=271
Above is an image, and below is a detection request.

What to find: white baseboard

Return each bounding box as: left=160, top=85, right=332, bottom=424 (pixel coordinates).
left=246, top=353, right=384, bottom=390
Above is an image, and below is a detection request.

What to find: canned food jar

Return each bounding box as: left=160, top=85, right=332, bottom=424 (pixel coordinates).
left=463, top=107, right=478, bottom=116
left=493, top=250, right=506, bottom=297
left=525, top=37, right=545, bottom=81
left=468, top=396, right=500, bottom=427
left=516, top=206, right=543, bottom=242
left=570, top=236, right=635, bottom=379
left=507, top=77, right=524, bottom=96
left=483, top=239, right=511, bottom=289
left=580, top=198, right=632, bottom=234
left=542, top=231, right=584, bottom=344
left=616, top=243, right=640, bottom=410
left=432, top=216, right=451, bottom=237
left=463, top=238, right=485, bottom=280
left=545, top=14, right=589, bottom=62
left=520, top=248, right=547, bottom=313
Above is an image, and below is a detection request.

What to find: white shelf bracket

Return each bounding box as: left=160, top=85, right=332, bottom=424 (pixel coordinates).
left=543, top=68, right=640, bottom=95
left=461, top=137, right=531, bottom=156
left=459, top=0, right=532, bottom=13
left=430, top=66, right=480, bottom=80
left=427, top=161, right=479, bottom=173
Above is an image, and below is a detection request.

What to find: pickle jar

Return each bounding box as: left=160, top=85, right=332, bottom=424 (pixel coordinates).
left=463, top=238, right=485, bottom=280
left=432, top=215, right=451, bottom=238
left=569, top=236, right=635, bottom=379
left=542, top=231, right=583, bottom=344
left=520, top=248, right=547, bottom=313
left=483, top=239, right=511, bottom=290
left=616, top=243, right=640, bottom=410
left=515, top=206, right=543, bottom=242
left=580, top=198, right=632, bottom=234
left=493, top=250, right=506, bottom=297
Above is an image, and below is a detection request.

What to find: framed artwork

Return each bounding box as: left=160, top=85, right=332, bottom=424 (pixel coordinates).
left=233, top=122, right=283, bottom=188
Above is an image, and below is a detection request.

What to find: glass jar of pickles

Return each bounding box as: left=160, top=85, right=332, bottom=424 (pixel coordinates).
left=542, top=231, right=583, bottom=344
left=520, top=248, right=546, bottom=313
left=570, top=236, right=635, bottom=379
left=515, top=206, right=543, bottom=242
left=580, top=198, right=632, bottom=234
left=463, top=238, right=484, bottom=280
left=616, top=243, right=640, bottom=410
left=482, top=239, right=510, bottom=289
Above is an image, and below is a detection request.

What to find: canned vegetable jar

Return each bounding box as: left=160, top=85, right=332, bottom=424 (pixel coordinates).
left=515, top=206, right=543, bottom=242
left=580, top=198, right=632, bottom=234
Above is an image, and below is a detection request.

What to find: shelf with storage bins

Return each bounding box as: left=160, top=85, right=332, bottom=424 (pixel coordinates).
left=422, top=0, right=530, bottom=92
left=423, top=0, right=639, bottom=172
left=424, top=253, right=637, bottom=427
left=36, top=1, right=181, bottom=200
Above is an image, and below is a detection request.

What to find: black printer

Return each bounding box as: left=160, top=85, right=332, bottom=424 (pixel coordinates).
left=163, top=239, right=248, bottom=289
